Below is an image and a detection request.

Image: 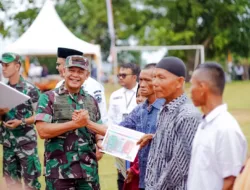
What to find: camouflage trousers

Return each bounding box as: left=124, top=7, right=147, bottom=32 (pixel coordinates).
left=3, top=141, right=41, bottom=190
left=45, top=178, right=100, bottom=190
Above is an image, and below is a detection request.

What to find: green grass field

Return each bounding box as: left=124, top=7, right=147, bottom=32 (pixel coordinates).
left=0, top=81, right=250, bottom=190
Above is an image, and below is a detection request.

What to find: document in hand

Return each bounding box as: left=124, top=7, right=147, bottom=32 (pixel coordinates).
left=102, top=124, right=145, bottom=162
left=0, top=82, right=30, bottom=109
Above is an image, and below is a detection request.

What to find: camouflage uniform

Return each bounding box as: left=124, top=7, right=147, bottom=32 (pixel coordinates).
left=36, top=82, right=102, bottom=190
left=0, top=75, right=41, bottom=190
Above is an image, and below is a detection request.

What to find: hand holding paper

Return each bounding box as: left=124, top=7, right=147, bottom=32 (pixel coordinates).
left=125, top=168, right=134, bottom=184
left=96, top=139, right=103, bottom=150
left=137, top=134, right=154, bottom=149
left=95, top=148, right=104, bottom=161
left=101, top=124, right=145, bottom=162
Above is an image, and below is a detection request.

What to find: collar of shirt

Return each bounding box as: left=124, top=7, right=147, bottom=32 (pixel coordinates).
left=161, top=93, right=187, bottom=114
left=142, top=98, right=165, bottom=112
left=58, top=81, right=86, bottom=97
left=81, top=77, right=90, bottom=90
left=8, top=75, right=24, bottom=88
left=122, top=83, right=138, bottom=93
left=201, top=104, right=228, bottom=128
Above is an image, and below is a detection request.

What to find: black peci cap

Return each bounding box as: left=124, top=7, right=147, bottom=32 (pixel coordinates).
left=57, top=47, right=83, bottom=59
left=156, top=57, right=186, bottom=78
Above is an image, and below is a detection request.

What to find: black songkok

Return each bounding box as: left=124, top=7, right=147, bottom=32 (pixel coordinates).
left=57, top=47, right=83, bottom=59
left=156, top=57, right=186, bottom=78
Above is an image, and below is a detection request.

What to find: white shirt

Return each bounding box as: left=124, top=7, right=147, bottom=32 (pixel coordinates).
left=187, top=104, right=247, bottom=190
left=0, top=64, right=2, bottom=81
left=234, top=65, right=244, bottom=75
left=108, top=83, right=138, bottom=125
left=56, top=77, right=108, bottom=124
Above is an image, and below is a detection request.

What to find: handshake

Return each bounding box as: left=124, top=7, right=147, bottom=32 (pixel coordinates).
left=71, top=109, right=90, bottom=128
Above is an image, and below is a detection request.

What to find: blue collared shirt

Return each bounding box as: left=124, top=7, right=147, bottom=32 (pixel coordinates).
left=120, top=98, right=165, bottom=188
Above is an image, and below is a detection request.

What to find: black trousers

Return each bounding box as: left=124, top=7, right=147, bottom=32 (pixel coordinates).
left=236, top=75, right=243, bottom=80
left=117, top=171, right=125, bottom=190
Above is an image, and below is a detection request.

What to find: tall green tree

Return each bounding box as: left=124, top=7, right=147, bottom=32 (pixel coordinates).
left=134, top=0, right=250, bottom=59
left=1, top=0, right=250, bottom=63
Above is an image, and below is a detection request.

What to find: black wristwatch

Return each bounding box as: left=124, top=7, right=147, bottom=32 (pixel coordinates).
left=21, top=118, right=26, bottom=126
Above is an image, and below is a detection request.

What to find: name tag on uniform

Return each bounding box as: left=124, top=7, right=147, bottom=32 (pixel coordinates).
left=113, top=96, right=122, bottom=100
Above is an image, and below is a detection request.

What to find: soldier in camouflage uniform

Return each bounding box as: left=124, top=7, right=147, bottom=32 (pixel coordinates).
left=35, top=55, right=103, bottom=190
left=0, top=52, right=41, bottom=190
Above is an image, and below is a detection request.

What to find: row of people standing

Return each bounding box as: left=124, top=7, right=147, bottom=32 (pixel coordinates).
left=79, top=58, right=248, bottom=190
left=0, top=48, right=248, bottom=190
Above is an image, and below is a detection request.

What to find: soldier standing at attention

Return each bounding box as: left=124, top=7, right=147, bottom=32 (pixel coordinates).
left=35, top=55, right=103, bottom=190
left=0, top=52, right=41, bottom=190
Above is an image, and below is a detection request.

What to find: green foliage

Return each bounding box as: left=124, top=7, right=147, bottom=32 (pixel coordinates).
left=136, top=0, right=250, bottom=59
left=13, top=8, right=39, bottom=35
left=56, top=0, right=110, bottom=58
left=37, top=57, right=57, bottom=74
left=1, top=0, right=250, bottom=63
left=0, top=1, right=8, bottom=37
left=117, top=51, right=141, bottom=65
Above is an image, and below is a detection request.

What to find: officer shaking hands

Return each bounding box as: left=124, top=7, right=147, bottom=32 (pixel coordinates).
left=35, top=55, right=103, bottom=190
left=55, top=47, right=108, bottom=124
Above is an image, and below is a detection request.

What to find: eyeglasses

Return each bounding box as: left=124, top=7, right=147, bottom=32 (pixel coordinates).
left=117, top=73, right=133, bottom=79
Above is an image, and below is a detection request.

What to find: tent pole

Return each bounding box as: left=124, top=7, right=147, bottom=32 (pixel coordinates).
left=24, top=56, right=30, bottom=78
left=113, top=46, right=118, bottom=84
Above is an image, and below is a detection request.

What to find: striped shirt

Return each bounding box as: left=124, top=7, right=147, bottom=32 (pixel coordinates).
left=145, top=94, right=201, bottom=190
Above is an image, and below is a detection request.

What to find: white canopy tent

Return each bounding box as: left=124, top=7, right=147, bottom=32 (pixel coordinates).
left=4, top=0, right=102, bottom=79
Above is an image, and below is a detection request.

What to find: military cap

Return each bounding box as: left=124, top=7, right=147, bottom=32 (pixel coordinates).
left=65, top=55, right=89, bottom=70
left=0, top=52, right=21, bottom=64
left=57, top=47, right=83, bottom=59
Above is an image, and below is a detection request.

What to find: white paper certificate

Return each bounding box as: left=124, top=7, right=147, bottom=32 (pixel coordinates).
left=102, top=124, right=145, bottom=162
left=0, top=82, right=30, bottom=109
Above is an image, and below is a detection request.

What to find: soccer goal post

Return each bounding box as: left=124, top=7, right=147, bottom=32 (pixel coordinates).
left=113, top=45, right=205, bottom=78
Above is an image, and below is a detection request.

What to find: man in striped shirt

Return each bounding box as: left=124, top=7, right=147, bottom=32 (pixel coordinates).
left=138, top=57, right=201, bottom=190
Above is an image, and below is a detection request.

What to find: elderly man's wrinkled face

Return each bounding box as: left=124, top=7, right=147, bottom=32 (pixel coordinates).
left=139, top=69, right=154, bottom=98
left=152, top=68, right=183, bottom=100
